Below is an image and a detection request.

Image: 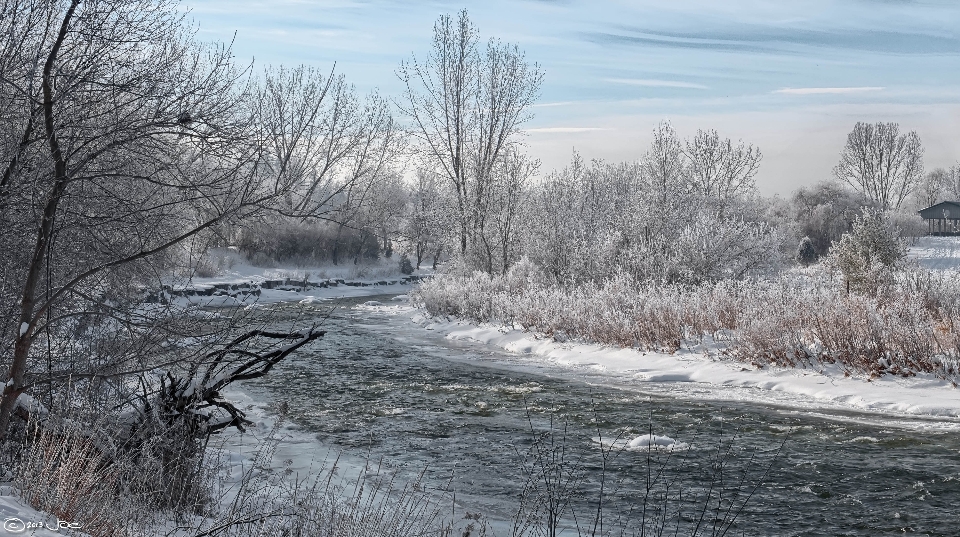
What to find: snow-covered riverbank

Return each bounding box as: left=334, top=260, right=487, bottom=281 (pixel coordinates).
left=171, top=246, right=960, bottom=422
left=400, top=304, right=960, bottom=421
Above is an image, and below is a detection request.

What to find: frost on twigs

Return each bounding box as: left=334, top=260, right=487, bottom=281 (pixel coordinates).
left=827, top=208, right=906, bottom=296
left=416, top=260, right=960, bottom=381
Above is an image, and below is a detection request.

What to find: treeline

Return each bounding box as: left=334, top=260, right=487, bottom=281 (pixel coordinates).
left=232, top=12, right=945, bottom=286
left=0, top=1, right=955, bottom=531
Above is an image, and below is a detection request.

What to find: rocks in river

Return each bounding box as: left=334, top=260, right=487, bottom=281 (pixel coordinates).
left=146, top=272, right=427, bottom=307
left=363, top=300, right=384, bottom=307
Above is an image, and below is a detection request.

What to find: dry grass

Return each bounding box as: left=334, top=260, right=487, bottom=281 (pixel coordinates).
left=17, top=421, right=129, bottom=536
left=415, top=261, right=960, bottom=380
left=13, top=413, right=467, bottom=537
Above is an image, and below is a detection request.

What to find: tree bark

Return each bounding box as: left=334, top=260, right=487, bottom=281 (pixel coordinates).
left=0, top=0, right=80, bottom=442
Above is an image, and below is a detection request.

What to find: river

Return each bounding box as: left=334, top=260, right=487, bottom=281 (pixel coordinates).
left=236, top=293, right=960, bottom=536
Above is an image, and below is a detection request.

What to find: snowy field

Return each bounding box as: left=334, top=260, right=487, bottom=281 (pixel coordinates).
left=0, top=487, right=77, bottom=536
left=907, top=235, right=960, bottom=270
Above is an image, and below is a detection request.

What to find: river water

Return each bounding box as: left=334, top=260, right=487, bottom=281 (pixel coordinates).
left=238, top=294, right=960, bottom=536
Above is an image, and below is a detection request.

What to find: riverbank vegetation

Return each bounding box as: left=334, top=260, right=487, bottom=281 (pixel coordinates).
left=0, top=0, right=958, bottom=534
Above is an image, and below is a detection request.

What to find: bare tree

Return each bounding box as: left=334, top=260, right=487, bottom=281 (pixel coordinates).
left=942, top=163, right=960, bottom=202
left=684, top=128, right=762, bottom=215
left=834, top=121, right=924, bottom=211
left=643, top=122, right=686, bottom=206
left=487, top=149, right=538, bottom=274
left=0, top=0, right=329, bottom=440
left=402, top=169, right=451, bottom=269
left=397, top=9, right=542, bottom=259
left=916, top=167, right=949, bottom=208
left=641, top=121, right=688, bottom=241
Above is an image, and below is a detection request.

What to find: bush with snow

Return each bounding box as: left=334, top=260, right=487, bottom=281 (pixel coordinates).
left=415, top=262, right=960, bottom=380
left=827, top=208, right=906, bottom=295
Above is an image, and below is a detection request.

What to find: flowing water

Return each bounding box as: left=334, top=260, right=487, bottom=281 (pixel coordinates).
left=238, top=294, right=960, bottom=536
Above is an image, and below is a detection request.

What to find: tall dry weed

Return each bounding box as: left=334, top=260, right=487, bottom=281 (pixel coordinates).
left=416, top=262, right=960, bottom=380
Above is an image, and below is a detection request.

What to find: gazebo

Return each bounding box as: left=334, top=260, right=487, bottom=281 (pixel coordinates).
left=919, top=201, right=960, bottom=236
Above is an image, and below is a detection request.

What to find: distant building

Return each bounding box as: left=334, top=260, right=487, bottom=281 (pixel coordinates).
left=918, top=201, right=960, bottom=236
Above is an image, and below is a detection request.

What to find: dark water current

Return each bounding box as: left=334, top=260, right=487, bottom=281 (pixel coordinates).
left=238, top=294, right=960, bottom=536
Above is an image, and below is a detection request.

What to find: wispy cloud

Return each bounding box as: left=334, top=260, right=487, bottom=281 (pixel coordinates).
left=773, top=87, right=885, bottom=95
left=533, top=101, right=580, bottom=107
left=605, top=78, right=708, bottom=89
left=526, top=127, right=608, bottom=133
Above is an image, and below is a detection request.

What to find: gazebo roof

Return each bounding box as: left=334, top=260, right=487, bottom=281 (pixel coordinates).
left=918, top=201, right=960, bottom=220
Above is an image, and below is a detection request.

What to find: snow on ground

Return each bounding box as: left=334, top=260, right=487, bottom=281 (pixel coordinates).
left=907, top=236, right=960, bottom=270
left=0, top=487, right=87, bottom=536
left=158, top=248, right=431, bottom=308
left=374, top=303, right=960, bottom=421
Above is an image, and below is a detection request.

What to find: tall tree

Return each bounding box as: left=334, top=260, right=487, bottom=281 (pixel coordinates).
left=833, top=121, right=924, bottom=211
left=0, top=0, right=333, bottom=439
left=683, top=128, right=762, bottom=215
left=916, top=167, right=949, bottom=208
left=397, top=10, right=542, bottom=258
left=942, top=163, right=960, bottom=202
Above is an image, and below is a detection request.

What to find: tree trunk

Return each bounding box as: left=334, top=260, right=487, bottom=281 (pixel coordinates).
left=0, top=1, right=79, bottom=442
left=332, top=222, right=344, bottom=265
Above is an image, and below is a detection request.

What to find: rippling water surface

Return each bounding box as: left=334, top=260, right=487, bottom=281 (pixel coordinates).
left=239, top=295, right=960, bottom=536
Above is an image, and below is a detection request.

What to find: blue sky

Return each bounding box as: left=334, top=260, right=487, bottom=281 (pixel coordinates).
left=188, top=0, right=960, bottom=196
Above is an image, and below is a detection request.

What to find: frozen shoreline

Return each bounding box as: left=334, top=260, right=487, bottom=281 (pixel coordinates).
left=393, top=305, right=960, bottom=422
left=174, top=249, right=960, bottom=423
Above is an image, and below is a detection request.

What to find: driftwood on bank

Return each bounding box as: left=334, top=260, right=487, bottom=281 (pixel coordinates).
left=141, top=326, right=326, bottom=436
left=10, top=326, right=326, bottom=514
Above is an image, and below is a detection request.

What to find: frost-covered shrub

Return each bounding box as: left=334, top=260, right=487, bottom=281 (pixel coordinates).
left=521, top=156, right=784, bottom=286
left=827, top=208, right=906, bottom=295
left=399, top=254, right=414, bottom=275
left=414, top=263, right=960, bottom=380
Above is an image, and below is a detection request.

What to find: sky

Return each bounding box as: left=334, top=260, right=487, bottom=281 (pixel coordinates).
left=187, top=0, right=960, bottom=196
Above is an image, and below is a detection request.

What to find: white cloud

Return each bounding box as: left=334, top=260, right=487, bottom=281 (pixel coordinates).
left=605, top=78, right=708, bottom=90
left=773, top=87, right=885, bottom=95
left=525, top=127, right=608, bottom=133
left=533, top=101, right=579, bottom=107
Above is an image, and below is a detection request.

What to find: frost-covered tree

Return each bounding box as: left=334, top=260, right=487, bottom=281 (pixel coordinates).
left=484, top=149, right=538, bottom=274
left=0, top=0, right=339, bottom=440
left=397, top=10, right=542, bottom=259
left=916, top=168, right=949, bottom=208
left=834, top=122, right=923, bottom=211
left=943, top=163, right=960, bottom=202
left=684, top=128, right=762, bottom=215
left=828, top=209, right=906, bottom=295
left=790, top=181, right=868, bottom=258
left=402, top=169, right=451, bottom=269
left=522, top=137, right=781, bottom=286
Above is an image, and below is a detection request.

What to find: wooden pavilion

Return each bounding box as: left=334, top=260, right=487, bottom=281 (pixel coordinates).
left=919, top=201, right=960, bottom=236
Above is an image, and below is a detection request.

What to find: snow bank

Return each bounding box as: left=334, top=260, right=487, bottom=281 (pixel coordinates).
left=0, top=486, right=87, bottom=537
left=396, top=307, right=960, bottom=421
